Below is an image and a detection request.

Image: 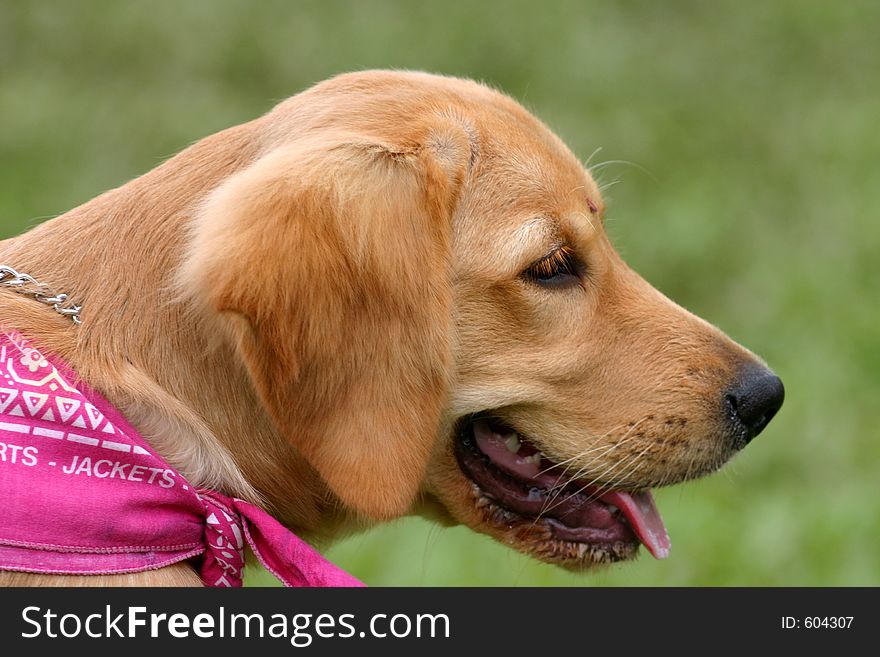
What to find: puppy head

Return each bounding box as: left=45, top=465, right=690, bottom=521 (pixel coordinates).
left=185, top=72, right=783, bottom=565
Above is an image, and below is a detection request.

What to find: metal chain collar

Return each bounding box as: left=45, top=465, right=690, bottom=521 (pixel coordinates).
left=0, top=265, right=82, bottom=325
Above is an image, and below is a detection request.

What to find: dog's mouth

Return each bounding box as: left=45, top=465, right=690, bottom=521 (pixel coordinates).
left=454, top=416, right=671, bottom=564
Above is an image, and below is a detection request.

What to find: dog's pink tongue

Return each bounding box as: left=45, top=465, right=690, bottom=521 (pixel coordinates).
left=599, top=490, right=671, bottom=559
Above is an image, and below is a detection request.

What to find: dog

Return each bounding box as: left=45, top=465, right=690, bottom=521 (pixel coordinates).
left=0, top=70, right=783, bottom=586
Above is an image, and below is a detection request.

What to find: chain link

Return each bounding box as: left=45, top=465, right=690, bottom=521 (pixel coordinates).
left=0, top=265, right=82, bottom=325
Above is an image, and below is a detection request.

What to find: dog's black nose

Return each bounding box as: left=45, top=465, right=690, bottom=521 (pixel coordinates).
left=725, top=363, right=784, bottom=447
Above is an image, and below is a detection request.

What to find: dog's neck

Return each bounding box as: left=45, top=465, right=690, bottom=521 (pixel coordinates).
left=0, top=122, right=347, bottom=542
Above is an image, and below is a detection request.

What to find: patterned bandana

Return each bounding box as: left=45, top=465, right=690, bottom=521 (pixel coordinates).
left=0, top=330, right=362, bottom=587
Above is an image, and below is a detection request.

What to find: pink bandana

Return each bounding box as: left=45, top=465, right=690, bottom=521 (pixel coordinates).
left=0, top=330, right=362, bottom=587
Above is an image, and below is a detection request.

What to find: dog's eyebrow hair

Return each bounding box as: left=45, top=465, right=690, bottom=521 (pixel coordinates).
left=574, top=210, right=598, bottom=234
left=509, top=216, right=559, bottom=260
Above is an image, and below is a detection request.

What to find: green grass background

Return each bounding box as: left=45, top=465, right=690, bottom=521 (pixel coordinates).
left=1, top=1, right=877, bottom=586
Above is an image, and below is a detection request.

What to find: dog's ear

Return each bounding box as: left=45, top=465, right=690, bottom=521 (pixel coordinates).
left=184, top=125, right=470, bottom=519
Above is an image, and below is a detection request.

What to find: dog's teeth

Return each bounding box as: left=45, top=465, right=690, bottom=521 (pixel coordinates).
left=523, top=453, right=542, bottom=464
left=504, top=434, right=521, bottom=453
left=607, top=505, right=619, bottom=515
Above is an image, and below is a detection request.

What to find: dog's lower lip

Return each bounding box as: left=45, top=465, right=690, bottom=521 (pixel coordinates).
left=456, top=417, right=671, bottom=559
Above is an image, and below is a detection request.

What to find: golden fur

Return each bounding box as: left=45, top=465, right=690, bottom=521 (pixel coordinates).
left=0, top=71, right=763, bottom=585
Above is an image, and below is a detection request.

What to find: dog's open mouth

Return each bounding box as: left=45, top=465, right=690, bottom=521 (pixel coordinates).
left=455, top=417, right=671, bottom=562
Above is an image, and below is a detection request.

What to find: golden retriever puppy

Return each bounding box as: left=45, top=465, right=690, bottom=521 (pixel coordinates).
left=0, top=71, right=783, bottom=585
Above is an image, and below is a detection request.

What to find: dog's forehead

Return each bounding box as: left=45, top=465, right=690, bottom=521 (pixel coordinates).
left=467, top=98, right=605, bottom=217
left=457, top=119, right=606, bottom=251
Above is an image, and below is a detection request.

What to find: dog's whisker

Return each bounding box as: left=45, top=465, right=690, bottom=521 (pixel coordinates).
left=542, top=418, right=650, bottom=513
left=551, top=444, right=651, bottom=511
left=546, top=441, right=655, bottom=515
left=534, top=417, right=649, bottom=520
left=586, top=442, right=656, bottom=501
left=540, top=419, right=647, bottom=503
left=537, top=429, right=637, bottom=508
left=533, top=421, right=631, bottom=478
left=598, top=179, right=622, bottom=193
left=583, top=146, right=604, bottom=169
left=588, top=158, right=658, bottom=182
left=549, top=417, right=647, bottom=485
left=531, top=450, right=621, bottom=528
left=528, top=436, right=633, bottom=527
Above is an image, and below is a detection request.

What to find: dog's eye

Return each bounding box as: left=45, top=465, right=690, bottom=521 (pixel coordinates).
left=524, top=246, right=581, bottom=288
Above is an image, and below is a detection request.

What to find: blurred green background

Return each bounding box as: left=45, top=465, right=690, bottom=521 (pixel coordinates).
left=1, top=1, right=877, bottom=586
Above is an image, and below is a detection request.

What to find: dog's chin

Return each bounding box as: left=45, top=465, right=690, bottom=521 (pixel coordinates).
left=447, top=415, right=671, bottom=569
